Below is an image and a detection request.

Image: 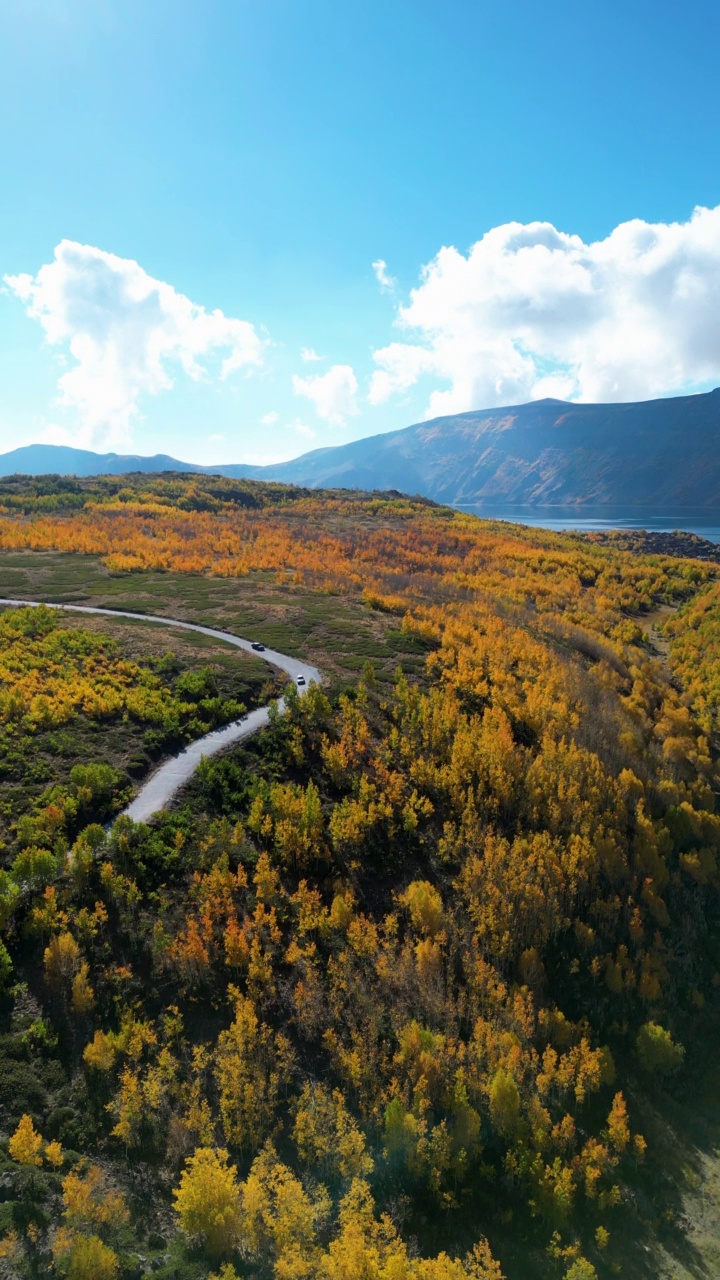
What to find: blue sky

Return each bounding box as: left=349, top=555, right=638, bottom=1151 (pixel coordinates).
left=1, top=0, right=719, bottom=464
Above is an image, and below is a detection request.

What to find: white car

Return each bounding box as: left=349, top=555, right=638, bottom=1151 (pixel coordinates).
left=296, top=674, right=306, bottom=686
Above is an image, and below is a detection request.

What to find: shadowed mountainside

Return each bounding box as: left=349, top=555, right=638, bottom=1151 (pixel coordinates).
left=247, top=388, right=720, bottom=505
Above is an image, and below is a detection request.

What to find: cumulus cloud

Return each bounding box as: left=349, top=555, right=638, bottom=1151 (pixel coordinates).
left=261, top=410, right=280, bottom=425
left=4, top=240, right=265, bottom=447
left=369, top=205, right=720, bottom=417
left=372, top=258, right=396, bottom=291
left=293, top=363, right=359, bottom=425
left=300, top=347, right=323, bottom=362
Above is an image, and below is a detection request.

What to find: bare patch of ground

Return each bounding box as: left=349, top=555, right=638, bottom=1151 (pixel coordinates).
left=637, top=603, right=677, bottom=659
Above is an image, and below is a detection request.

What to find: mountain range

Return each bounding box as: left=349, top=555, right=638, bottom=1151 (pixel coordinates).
left=2, top=388, right=720, bottom=506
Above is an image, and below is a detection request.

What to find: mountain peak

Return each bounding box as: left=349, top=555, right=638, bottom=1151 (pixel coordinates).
left=2, top=388, right=720, bottom=507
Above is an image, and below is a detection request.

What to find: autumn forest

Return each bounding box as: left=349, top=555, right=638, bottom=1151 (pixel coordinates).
left=0, top=472, right=719, bottom=1280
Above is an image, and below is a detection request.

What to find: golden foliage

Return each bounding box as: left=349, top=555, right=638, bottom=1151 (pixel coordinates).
left=0, top=605, right=193, bottom=732
left=43, top=931, right=81, bottom=988
left=61, top=1164, right=129, bottom=1232
left=215, top=991, right=293, bottom=1150
left=8, top=1114, right=43, bottom=1166
left=293, top=1083, right=374, bottom=1180
left=173, top=1146, right=242, bottom=1259
left=51, top=1228, right=119, bottom=1280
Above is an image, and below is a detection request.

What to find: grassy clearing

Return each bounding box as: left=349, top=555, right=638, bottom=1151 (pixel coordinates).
left=0, top=549, right=434, bottom=689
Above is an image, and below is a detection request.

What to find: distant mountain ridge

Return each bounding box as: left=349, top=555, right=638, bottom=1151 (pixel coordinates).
left=0, top=444, right=205, bottom=478
left=3, top=388, right=720, bottom=506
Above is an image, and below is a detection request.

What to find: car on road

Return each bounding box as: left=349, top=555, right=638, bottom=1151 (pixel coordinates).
left=251, top=642, right=265, bottom=651
left=296, top=674, right=306, bottom=686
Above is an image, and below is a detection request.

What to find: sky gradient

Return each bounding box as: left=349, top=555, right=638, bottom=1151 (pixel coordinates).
left=1, top=0, right=719, bottom=464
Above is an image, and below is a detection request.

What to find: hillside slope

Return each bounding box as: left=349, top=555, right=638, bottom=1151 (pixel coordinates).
left=247, top=388, right=720, bottom=505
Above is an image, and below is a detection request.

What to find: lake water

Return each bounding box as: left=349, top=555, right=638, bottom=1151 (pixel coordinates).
left=455, top=505, right=720, bottom=543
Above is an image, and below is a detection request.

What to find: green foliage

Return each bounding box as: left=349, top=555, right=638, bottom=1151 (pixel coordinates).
left=0, top=608, right=267, bottom=856
left=0, top=939, right=12, bottom=990
left=564, top=1261, right=598, bottom=1280
left=635, top=1022, right=686, bottom=1075
left=11, top=845, right=60, bottom=889
left=175, top=667, right=219, bottom=701
left=488, top=1069, right=521, bottom=1138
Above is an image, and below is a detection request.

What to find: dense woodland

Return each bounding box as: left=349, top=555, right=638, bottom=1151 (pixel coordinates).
left=0, top=474, right=719, bottom=1280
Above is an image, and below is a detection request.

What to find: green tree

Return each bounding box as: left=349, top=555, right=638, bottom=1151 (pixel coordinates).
left=636, top=1022, right=685, bottom=1074
left=488, top=1069, right=521, bottom=1137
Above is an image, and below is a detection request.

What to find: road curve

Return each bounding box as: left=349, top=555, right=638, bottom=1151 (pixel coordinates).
left=0, top=599, right=322, bottom=824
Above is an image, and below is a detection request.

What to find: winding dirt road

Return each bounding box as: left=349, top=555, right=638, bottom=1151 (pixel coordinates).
left=0, top=599, right=322, bottom=824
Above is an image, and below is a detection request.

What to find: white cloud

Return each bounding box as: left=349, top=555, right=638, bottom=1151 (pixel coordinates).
left=300, top=347, right=323, bottom=362
left=261, top=410, right=280, bottom=425
left=294, top=421, right=316, bottom=439
left=292, top=363, right=359, bottom=425
left=369, top=205, right=720, bottom=416
left=208, top=432, right=225, bottom=442
left=4, top=240, right=265, bottom=448
left=372, top=258, right=396, bottom=292
left=39, top=422, right=81, bottom=448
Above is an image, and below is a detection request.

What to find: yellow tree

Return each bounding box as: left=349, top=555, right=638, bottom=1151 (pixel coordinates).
left=51, top=1229, right=119, bottom=1280
left=43, top=931, right=81, bottom=988
left=215, top=992, right=291, bottom=1150
left=8, top=1114, right=43, bottom=1167
left=173, top=1147, right=242, bottom=1260
left=293, top=1083, right=374, bottom=1180
left=241, top=1143, right=326, bottom=1279
left=61, top=1164, right=129, bottom=1233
